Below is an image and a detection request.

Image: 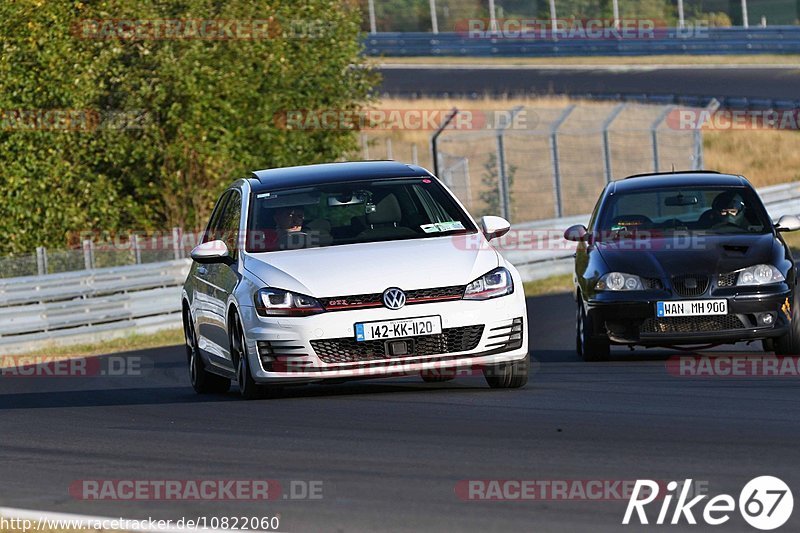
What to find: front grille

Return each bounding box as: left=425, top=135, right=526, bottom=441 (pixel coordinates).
left=716, top=272, right=737, bottom=287
left=671, top=274, right=709, bottom=297
left=640, top=315, right=745, bottom=334
left=319, top=285, right=465, bottom=311
left=311, top=325, right=484, bottom=364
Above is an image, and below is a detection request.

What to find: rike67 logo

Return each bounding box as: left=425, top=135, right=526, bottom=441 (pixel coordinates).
left=623, top=476, right=793, bottom=530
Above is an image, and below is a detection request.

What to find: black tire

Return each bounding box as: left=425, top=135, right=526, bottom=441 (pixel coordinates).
left=774, top=291, right=800, bottom=355
left=231, top=317, right=279, bottom=400
left=483, top=353, right=529, bottom=389
left=420, top=369, right=455, bottom=383
left=185, top=311, right=230, bottom=394
left=576, top=298, right=610, bottom=362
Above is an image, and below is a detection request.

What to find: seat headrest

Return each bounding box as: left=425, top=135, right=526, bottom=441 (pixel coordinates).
left=367, top=194, right=402, bottom=225
left=306, top=218, right=331, bottom=232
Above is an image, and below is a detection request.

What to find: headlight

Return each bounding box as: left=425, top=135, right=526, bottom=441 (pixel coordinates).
left=734, top=264, right=784, bottom=286
left=255, top=288, right=325, bottom=316
left=463, top=267, right=514, bottom=300
left=595, top=272, right=644, bottom=291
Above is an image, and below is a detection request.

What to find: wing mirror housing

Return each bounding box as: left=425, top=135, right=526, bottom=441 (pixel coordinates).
left=190, top=240, right=232, bottom=264
left=564, top=224, right=588, bottom=242
left=481, top=216, right=511, bottom=241
left=775, top=215, right=800, bottom=232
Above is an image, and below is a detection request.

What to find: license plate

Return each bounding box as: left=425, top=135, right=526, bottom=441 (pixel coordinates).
left=656, top=299, right=727, bottom=317
left=355, top=316, right=442, bottom=342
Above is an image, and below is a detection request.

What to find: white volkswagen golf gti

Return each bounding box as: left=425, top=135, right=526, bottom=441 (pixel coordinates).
left=182, top=161, right=529, bottom=398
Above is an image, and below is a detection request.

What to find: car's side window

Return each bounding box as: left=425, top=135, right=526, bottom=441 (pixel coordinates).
left=202, top=191, right=231, bottom=244
left=218, top=190, right=242, bottom=259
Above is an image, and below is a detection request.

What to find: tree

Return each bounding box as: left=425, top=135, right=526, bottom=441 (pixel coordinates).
left=0, top=0, right=377, bottom=254
left=479, top=151, right=517, bottom=218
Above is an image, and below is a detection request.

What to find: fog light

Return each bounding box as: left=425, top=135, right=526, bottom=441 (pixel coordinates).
left=758, top=313, right=775, bottom=326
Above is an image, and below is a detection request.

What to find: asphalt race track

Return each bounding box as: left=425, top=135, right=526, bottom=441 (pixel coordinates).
left=377, top=65, right=800, bottom=103
left=2, top=293, right=800, bottom=532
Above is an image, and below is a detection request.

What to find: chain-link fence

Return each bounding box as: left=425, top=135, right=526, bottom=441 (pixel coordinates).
left=427, top=102, right=702, bottom=224
left=359, top=0, right=796, bottom=32
left=0, top=229, right=201, bottom=279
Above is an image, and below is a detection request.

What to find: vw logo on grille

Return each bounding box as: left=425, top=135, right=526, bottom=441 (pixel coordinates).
left=382, top=288, right=406, bottom=310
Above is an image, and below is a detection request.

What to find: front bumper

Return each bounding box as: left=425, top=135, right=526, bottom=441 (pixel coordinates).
left=586, top=286, right=792, bottom=346
left=237, top=292, right=529, bottom=384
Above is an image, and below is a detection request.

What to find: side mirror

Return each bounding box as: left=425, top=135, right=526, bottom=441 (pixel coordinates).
left=564, top=224, right=588, bottom=242
left=481, top=216, right=511, bottom=241
left=775, top=215, right=800, bottom=232
left=190, top=240, right=231, bottom=264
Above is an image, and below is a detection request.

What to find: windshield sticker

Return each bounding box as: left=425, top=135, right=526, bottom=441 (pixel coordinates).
left=256, top=192, right=274, bottom=199
left=420, top=221, right=465, bottom=233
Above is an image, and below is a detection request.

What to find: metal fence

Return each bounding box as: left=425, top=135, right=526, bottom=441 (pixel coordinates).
left=1, top=229, right=201, bottom=280
left=0, top=259, right=190, bottom=353
left=364, top=27, right=800, bottom=56
left=423, top=102, right=702, bottom=224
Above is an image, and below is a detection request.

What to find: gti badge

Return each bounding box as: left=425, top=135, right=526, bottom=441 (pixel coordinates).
left=383, top=288, right=406, bottom=310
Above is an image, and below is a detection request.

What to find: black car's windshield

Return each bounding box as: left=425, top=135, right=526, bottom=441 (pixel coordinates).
left=596, top=186, right=772, bottom=239
left=246, top=177, right=477, bottom=252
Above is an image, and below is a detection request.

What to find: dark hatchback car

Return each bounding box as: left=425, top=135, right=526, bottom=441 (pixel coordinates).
left=564, top=171, right=800, bottom=360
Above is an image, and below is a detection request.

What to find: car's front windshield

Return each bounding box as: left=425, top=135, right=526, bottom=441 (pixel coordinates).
left=595, top=186, right=772, bottom=240
left=245, top=177, right=477, bottom=252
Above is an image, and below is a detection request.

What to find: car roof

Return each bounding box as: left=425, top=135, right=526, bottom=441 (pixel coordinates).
left=248, top=161, right=432, bottom=192
left=611, top=171, right=748, bottom=194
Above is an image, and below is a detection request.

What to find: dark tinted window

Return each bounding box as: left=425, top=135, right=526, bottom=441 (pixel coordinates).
left=202, top=191, right=231, bottom=243
left=596, top=186, right=771, bottom=237
left=218, top=190, right=242, bottom=256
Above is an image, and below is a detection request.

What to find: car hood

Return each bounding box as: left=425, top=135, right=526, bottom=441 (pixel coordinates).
left=594, top=233, right=782, bottom=277
left=243, top=236, right=500, bottom=297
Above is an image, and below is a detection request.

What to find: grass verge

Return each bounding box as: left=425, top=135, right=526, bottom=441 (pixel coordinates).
left=15, top=328, right=184, bottom=358
left=523, top=273, right=574, bottom=297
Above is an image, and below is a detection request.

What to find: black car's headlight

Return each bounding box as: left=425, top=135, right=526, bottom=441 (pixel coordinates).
left=463, top=267, right=514, bottom=300
left=595, top=272, right=644, bottom=291
left=255, top=288, right=325, bottom=316
left=733, top=264, right=784, bottom=286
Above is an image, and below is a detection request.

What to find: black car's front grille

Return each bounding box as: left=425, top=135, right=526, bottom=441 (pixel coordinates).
left=311, top=325, right=484, bottom=364
left=640, top=315, right=745, bottom=334
left=319, top=285, right=466, bottom=311
left=716, top=272, right=737, bottom=288
left=671, top=274, right=710, bottom=297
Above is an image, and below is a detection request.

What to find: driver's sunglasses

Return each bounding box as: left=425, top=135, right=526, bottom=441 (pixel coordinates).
left=719, top=208, right=739, bottom=216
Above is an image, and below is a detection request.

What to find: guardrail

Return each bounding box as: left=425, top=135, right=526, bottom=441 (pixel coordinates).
left=364, top=27, right=800, bottom=57
left=0, top=260, right=190, bottom=353
left=2, top=180, right=799, bottom=352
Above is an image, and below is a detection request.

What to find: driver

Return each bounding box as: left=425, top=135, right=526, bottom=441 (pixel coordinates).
left=273, top=206, right=306, bottom=249
left=710, top=191, right=747, bottom=228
